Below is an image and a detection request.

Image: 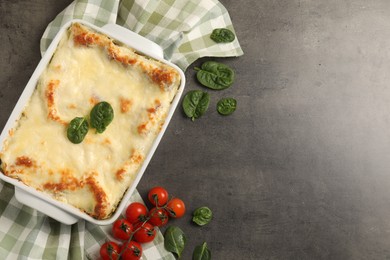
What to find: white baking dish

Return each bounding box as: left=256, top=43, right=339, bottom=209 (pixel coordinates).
left=0, top=19, right=185, bottom=225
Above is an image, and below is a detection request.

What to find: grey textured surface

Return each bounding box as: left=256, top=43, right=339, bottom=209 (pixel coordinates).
left=2, top=0, right=390, bottom=259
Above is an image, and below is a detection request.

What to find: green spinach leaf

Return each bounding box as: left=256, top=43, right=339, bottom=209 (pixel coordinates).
left=192, top=207, right=213, bottom=226
left=164, top=226, right=186, bottom=258
left=67, top=117, right=89, bottom=144
left=90, top=101, right=114, bottom=133
left=217, top=97, right=237, bottom=115
left=210, top=28, right=235, bottom=43
left=192, top=242, right=211, bottom=260
left=195, top=61, right=235, bottom=90
left=182, top=90, right=210, bottom=121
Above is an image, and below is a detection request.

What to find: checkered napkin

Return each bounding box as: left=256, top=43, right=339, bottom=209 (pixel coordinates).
left=0, top=0, right=243, bottom=259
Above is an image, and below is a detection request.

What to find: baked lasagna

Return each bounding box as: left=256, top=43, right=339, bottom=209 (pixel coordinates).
left=0, top=23, right=181, bottom=219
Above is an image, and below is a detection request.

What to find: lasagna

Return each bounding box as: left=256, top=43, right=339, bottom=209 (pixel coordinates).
left=0, top=23, right=181, bottom=219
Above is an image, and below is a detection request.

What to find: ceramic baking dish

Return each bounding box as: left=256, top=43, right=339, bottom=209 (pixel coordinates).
left=0, top=19, right=185, bottom=225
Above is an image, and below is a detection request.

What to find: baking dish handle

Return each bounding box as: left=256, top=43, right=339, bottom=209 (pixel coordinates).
left=102, top=24, right=164, bottom=60
left=14, top=187, right=78, bottom=225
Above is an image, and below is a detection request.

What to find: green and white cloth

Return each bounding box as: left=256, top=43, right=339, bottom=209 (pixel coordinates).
left=40, top=0, right=243, bottom=70
left=0, top=0, right=243, bottom=259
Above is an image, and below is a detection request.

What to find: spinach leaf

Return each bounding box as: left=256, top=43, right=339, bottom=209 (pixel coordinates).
left=217, top=97, right=237, bottom=115
left=195, top=61, right=235, bottom=90
left=210, top=28, right=235, bottom=43
left=90, top=101, right=114, bottom=133
left=164, top=226, right=186, bottom=258
left=192, top=242, right=211, bottom=260
left=182, top=90, right=210, bottom=121
left=192, top=207, right=213, bottom=226
left=67, top=117, right=89, bottom=144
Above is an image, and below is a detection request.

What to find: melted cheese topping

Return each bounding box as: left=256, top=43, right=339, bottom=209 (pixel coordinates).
left=0, top=23, right=180, bottom=219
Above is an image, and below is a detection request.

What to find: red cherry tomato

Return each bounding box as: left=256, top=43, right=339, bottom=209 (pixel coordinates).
left=148, top=186, right=169, bottom=206
left=112, top=218, right=133, bottom=240
left=133, top=222, right=156, bottom=243
left=100, top=241, right=120, bottom=260
left=166, top=198, right=186, bottom=218
left=121, top=240, right=143, bottom=260
left=148, top=207, right=169, bottom=227
left=126, top=202, right=148, bottom=224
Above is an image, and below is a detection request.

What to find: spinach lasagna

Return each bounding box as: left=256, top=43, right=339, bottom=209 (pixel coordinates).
left=0, top=23, right=181, bottom=219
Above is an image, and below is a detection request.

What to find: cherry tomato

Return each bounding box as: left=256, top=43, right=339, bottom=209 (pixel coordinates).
left=166, top=198, right=186, bottom=218
left=148, top=186, right=169, bottom=206
left=148, top=207, right=169, bottom=227
left=133, top=222, right=156, bottom=243
left=126, top=202, right=148, bottom=224
left=112, top=218, right=133, bottom=240
left=121, top=240, right=143, bottom=260
left=100, top=241, right=120, bottom=260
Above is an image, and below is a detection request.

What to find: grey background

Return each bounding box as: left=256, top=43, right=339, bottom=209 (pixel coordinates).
left=2, top=0, right=390, bottom=259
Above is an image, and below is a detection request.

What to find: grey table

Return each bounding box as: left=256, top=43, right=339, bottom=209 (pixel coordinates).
left=2, top=1, right=390, bottom=259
